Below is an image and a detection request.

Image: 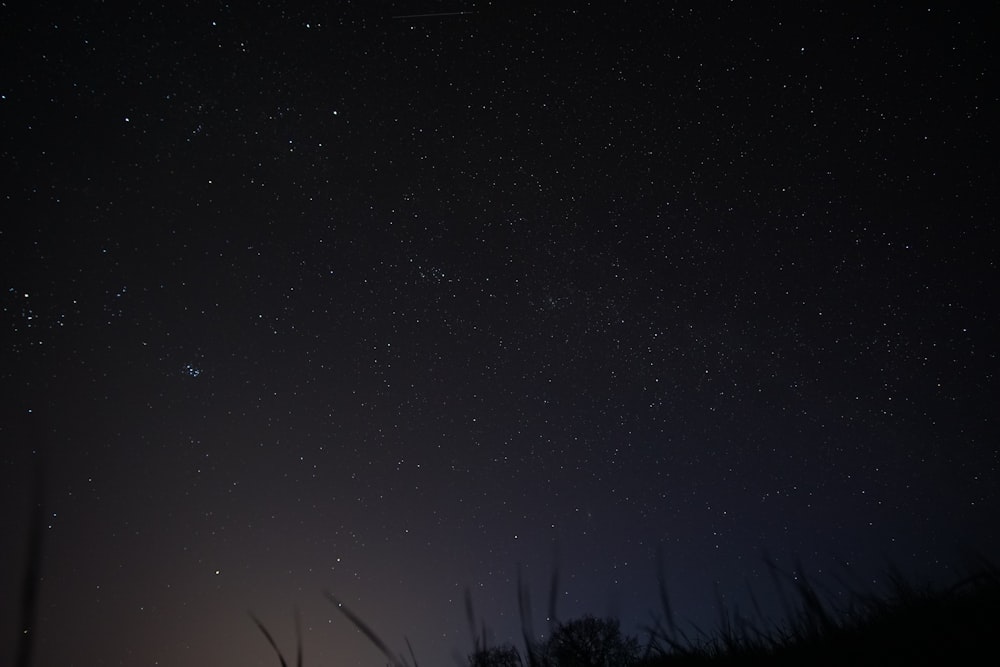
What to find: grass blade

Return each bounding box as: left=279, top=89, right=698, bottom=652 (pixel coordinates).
left=16, top=455, right=45, bottom=667
left=324, top=591, right=409, bottom=667
left=249, top=612, right=289, bottom=667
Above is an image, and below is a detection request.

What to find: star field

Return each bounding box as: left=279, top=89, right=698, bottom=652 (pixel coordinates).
left=1, top=3, right=998, bottom=666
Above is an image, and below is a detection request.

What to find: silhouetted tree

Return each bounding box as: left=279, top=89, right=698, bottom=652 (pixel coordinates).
left=541, top=616, right=640, bottom=667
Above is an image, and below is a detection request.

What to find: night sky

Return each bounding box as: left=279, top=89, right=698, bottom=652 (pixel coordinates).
left=2, top=3, right=998, bottom=666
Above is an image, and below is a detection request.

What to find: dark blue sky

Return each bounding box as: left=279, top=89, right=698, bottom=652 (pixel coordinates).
left=2, top=3, right=997, bottom=666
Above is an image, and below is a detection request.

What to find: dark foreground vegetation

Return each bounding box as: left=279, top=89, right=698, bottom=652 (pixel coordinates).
left=12, top=465, right=999, bottom=667
left=250, top=554, right=1000, bottom=667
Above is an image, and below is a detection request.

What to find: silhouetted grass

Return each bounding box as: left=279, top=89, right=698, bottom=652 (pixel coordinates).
left=289, top=553, right=1000, bottom=667
left=11, top=470, right=997, bottom=667
left=636, top=555, right=1000, bottom=667
left=14, top=455, right=45, bottom=667
left=249, top=608, right=303, bottom=667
